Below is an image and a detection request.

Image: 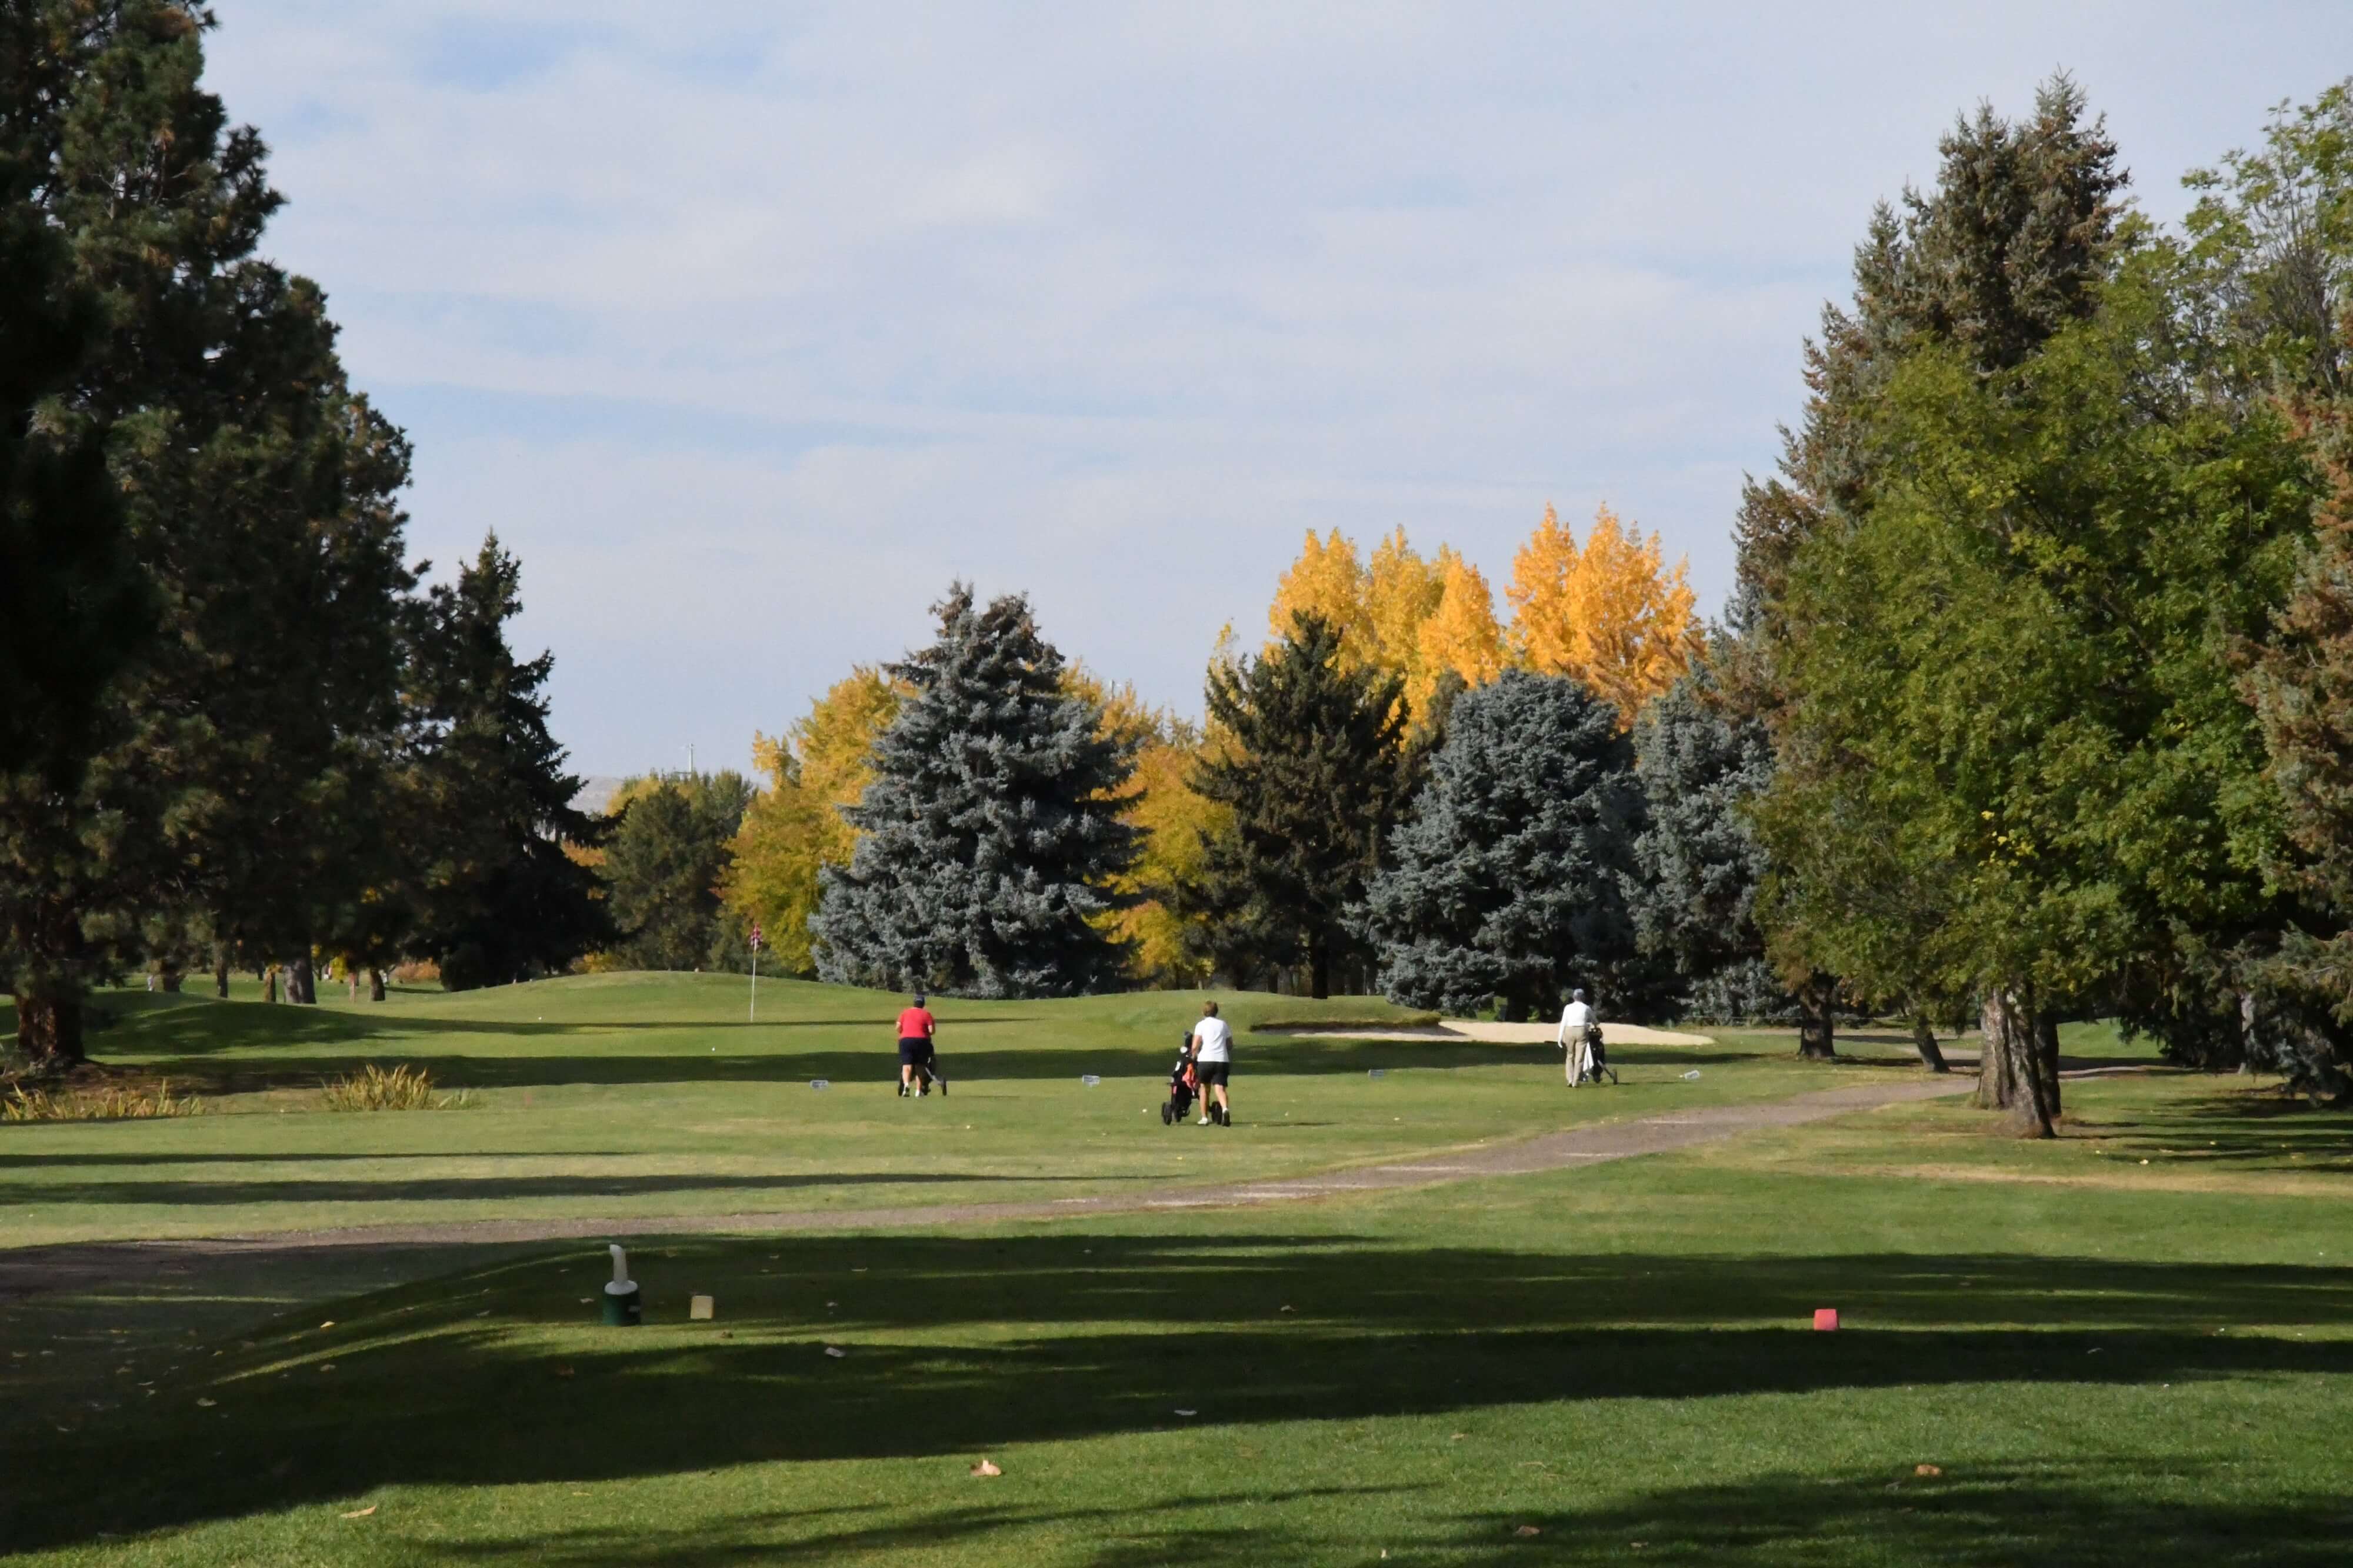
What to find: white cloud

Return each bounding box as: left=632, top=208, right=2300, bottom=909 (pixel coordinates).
left=198, top=1, right=2353, bottom=770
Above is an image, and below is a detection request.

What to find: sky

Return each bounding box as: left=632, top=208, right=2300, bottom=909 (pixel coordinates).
left=202, top=2, right=2353, bottom=777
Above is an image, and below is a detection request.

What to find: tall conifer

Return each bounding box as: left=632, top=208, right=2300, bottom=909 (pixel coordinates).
left=814, top=586, right=1139, bottom=997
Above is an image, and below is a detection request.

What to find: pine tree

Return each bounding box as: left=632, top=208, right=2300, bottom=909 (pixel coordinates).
left=3, top=2, right=416, bottom=1057
left=0, top=152, right=148, bottom=782
left=605, top=771, right=755, bottom=972
left=1358, top=672, right=1644, bottom=1019
left=1731, top=74, right=2127, bottom=626
left=813, top=585, right=1140, bottom=997
left=1728, top=74, right=2129, bottom=1085
left=1628, top=670, right=1783, bottom=1022
left=411, top=536, right=609, bottom=991
left=1178, top=613, right=1416, bottom=998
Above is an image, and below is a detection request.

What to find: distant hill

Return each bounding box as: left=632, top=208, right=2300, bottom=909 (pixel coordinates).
left=572, top=776, right=628, bottom=818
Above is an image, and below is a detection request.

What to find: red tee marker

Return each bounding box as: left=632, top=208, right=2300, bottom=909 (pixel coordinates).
left=1814, top=1308, right=1839, bottom=1331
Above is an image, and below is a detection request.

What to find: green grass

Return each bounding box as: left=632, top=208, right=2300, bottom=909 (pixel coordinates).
left=4, top=977, right=2348, bottom=1566
left=1, top=975, right=1878, bottom=1248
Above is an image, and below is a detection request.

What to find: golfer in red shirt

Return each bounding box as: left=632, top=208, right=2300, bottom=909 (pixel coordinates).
left=896, top=993, right=939, bottom=1097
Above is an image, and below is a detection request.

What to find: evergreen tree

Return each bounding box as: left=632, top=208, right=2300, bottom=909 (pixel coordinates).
left=1725, top=75, right=2129, bottom=1070
left=1732, top=75, right=2129, bottom=619
left=1177, top=613, right=1416, bottom=999
left=411, top=536, right=609, bottom=992
left=1628, top=670, right=1784, bottom=1023
left=813, top=585, right=1139, bottom=997
left=3, top=2, right=418, bottom=1057
left=0, top=151, right=147, bottom=782
left=1358, top=672, right=1642, bottom=1019
left=605, top=771, right=754, bottom=972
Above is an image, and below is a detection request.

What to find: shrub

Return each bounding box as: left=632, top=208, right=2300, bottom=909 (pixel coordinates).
left=2, top=1080, right=204, bottom=1122
left=320, top=1063, right=471, bottom=1111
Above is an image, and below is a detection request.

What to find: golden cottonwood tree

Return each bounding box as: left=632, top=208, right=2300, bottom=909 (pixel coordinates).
left=1064, top=666, right=1225, bottom=985
left=1264, top=527, right=1505, bottom=722
left=722, top=668, right=903, bottom=975
left=1267, top=529, right=1371, bottom=651
left=1506, top=503, right=1700, bottom=722
left=1417, top=547, right=1506, bottom=695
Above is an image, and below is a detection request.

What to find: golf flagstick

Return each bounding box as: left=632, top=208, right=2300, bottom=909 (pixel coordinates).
left=748, top=924, right=762, bottom=1023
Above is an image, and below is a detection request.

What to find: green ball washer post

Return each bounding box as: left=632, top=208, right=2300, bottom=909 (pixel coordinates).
left=601, top=1282, right=641, bottom=1326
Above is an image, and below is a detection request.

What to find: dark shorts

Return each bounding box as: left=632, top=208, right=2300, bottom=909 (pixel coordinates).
left=1194, top=1059, right=1229, bottom=1087
left=898, top=1037, right=935, bottom=1067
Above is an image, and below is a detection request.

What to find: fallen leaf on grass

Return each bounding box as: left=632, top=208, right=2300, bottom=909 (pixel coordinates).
left=340, top=1504, right=376, bottom=1520
left=1914, top=1463, right=1942, bottom=1476
left=824, top=1346, right=847, bottom=1359
left=971, top=1459, right=1002, bottom=1477
left=195, top=1399, right=217, bottom=1408
left=1515, top=1524, right=1541, bottom=1537
left=318, top=1321, right=335, bottom=1330
left=318, top=1364, right=336, bottom=1374
left=553, top=1365, right=575, bottom=1379
left=1174, top=1409, right=1197, bottom=1417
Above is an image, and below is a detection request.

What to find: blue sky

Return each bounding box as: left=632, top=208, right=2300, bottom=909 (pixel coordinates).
left=205, top=2, right=2353, bottom=775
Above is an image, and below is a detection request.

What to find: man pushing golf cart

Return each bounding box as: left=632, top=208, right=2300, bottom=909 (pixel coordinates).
left=1559, top=987, right=1616, bottom=1086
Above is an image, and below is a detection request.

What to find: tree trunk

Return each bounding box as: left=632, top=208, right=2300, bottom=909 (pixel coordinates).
left=1308, top=937, right=1331, bottom=1000
left=213, top=945, right=231, bottom=1000
left=291, top=952, right=316, bottom=1005
left=14, top=989, right=86, bottom=1069
left=2034, top=1011, right=2064, bottom=1124
left=1909, top=1015, right=1951, bottom=1073
left=368, top=966, right=386, bottom=1003
left=1974, top=987, right=2053, bottom=1137
left=262, top=966, right=278, bottom=1004
left=1797, top=972, right=1837, bottom=1059
left=159, top=963, right=182, bottom=993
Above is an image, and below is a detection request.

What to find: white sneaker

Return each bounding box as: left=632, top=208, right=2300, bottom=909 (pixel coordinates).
left=1196, top=1116, right=1211, bottom=1125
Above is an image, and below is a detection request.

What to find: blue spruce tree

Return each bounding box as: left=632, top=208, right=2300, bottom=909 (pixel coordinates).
left=813, top=585, right=1139, bottom=997
left=1357, top=671, right=1644, bottom=1019
left=1628, top=670, right=1787, bottom=1022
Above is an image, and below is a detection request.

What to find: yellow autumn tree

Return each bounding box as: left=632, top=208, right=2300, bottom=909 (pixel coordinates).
left=1363, top=526, right=1445, bottom=713
left=1267, top=528, right=1370, bottom=652
left=1417, top=546, right=1505, bottom=697
left=1063, top=666, right=1223, bottom=986
left=1506, top=502, right=1701, bottom=723
left=721, top=667, right=903, bottom=975
left=1265, top=526, right=1508, bottom=723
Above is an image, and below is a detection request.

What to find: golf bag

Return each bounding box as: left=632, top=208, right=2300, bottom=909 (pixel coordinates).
left=1162, top=1037, right=1198, bottom=1125
left=1573, top=1023, right=1617, bottom=1086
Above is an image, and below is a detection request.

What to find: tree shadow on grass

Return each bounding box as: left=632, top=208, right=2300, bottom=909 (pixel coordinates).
left=2094, top=1091, right=2353, bottom=1175
left=106, top=1039, right=1600, bottom=1092
left=0, top=1169, right=1151, bottom=1208
left=1446, top=1461, right=2352, bottom=1567
left=6, top=1233, right=2350, bottom=1553
left=408, top=1464, right=2353, bottom=1567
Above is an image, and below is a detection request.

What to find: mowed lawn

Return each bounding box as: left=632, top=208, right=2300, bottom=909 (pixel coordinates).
left=2, top=979, right=2348, bottom=1566
left=4, top=975, right=1881, bottom=1248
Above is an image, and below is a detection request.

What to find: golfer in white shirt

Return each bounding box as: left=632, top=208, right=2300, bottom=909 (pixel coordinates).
left=1190, top=1000, right=1233, bottom=1126
left=1558, top=988, right=1598, bottom=1086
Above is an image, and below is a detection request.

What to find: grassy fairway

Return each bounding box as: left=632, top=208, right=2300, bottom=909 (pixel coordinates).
left=3, top=975, right=1867, bottom=1248
left=3, top=979, right=2348, bottom=1565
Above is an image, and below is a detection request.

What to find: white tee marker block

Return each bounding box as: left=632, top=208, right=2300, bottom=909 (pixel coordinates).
left=690, top=1295, right=715, bottom=1321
